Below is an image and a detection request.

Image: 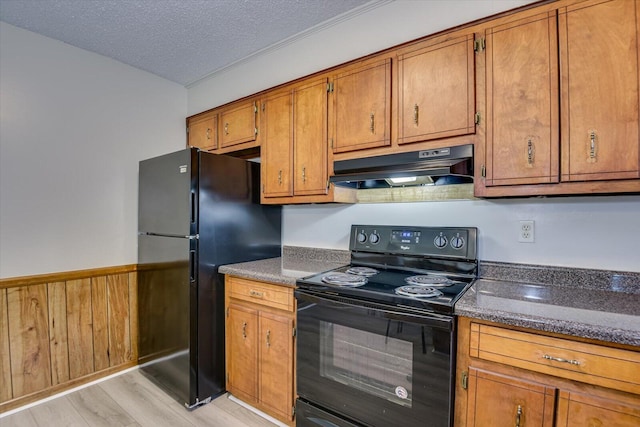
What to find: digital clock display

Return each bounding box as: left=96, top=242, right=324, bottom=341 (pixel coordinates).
left=391, top=230, right=421, bottom=244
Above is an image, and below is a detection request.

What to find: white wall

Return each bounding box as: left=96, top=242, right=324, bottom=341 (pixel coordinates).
left=187, top=0, right=536, bottom=114
left=282, top=196, right=640, bottom=272
left=0, top=23, right=187, bottom=278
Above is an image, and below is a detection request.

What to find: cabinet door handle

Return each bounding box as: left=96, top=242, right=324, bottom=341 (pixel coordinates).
left=242, top=322, right=247, bottom=339
left=249, top=290, right=264, bottom=298
left=527, top=138, right=534, bottom=166
left=589, top=130, right=597, bottom=160
left=302, top=167, right=306, bottom=183
left=224, top=122, right=229, bottom=135
left=370, top=112, right=375, bottom=133
left=515, top=405, right=522, bottom=427
left=206, top=128, right=211, bottom=140
left=413, top=104, right=419, bottom=125
left=266, top=330, right=271, bottom=347
left=278, top=170, right=282, bottom=185
left=543, top=354, right=580, bottom=365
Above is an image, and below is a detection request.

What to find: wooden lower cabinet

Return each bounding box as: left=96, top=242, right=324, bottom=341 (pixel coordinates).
left=225, top=276, right=295, bottom=425
left=456, top=317, right=640, bottom=427
left=466, top=368, right=555, bottom=427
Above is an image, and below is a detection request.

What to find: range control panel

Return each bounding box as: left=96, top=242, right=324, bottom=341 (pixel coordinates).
left=350, top=224, right=477, bottom=260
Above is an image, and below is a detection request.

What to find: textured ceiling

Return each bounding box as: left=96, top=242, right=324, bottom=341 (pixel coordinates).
left=0, top=0, right=373, bottom=86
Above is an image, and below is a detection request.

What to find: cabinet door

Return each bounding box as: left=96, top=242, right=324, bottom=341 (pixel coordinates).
left=332, top=59, right=391, bottom=153
left=220, top=100, right=258, bottom=149
left=466, top=368, right=555, bottom=427
left=397, top=35, right=476, bottom=145
left=484, top=13, right=559, bottom=186
left=294, top=78, right=329, bottom=196
left=262, top=91, right=293, bottom=198
left=187, top=112, right=217, bottom=151
left=559, top=0, right=640, bottom=181
left=259, top=311, right=294, bottom=422
left=556, top=390, right=640, bottom=427
left=227, top=304, right=258, bottom=401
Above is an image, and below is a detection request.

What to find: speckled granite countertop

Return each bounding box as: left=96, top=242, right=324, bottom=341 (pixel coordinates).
left=221, top=249, right=640, bottom=347
left=218, top=246, right=349, bottom=287
left=457, top=262, right=640, bottom=347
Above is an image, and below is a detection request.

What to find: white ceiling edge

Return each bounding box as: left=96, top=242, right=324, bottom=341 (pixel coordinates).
left=185, top=0, right=392, bottom=88
left=187, top=0, right=538, bottom=115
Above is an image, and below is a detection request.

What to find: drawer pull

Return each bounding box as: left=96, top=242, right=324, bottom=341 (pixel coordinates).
left=249, top=290, right=264, bottom=298
left=242, top=322, right=247, bottom=339
left=515, top=405, right=522, bottom=427
left=543, top=354, right=580, bottom=365
left=266, top=330, right=271, bottom=347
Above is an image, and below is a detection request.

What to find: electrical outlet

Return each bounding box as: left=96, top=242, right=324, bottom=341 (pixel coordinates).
left=519, top=220, right=535, bottom=243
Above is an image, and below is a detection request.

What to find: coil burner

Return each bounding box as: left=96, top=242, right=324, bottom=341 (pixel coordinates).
left=321, top=273, right=368, bottom=287
left=345, top=266, right=379, bottom=277
left=394, top=284, right=443, bottom=299
left=404, top=275, right=457, bottom=287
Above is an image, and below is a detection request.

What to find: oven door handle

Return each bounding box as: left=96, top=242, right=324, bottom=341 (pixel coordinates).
left=295, top=289, right=453, bottom=331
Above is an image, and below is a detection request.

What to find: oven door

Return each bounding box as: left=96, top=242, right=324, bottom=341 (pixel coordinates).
left=295, top=289, right=455, bottom=427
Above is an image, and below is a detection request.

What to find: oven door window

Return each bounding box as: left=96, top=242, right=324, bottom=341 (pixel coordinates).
left=319, top=321, right=413, bottom=407
left=296, top=291, right=454, bottom=427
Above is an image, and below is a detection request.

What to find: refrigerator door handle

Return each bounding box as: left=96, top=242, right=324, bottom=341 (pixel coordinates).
left=190, top=191, right=196, bottom=224
left=138, top=231, right=198, bottom=239
left=189, top=249, right=196, bottom=283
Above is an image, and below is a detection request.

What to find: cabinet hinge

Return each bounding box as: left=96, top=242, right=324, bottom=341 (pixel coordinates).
left=481, top=165, right=486, bottom=178
left=262, top=184, right=265, bottom=194
left=292, top=405, right=296, bottom=417
left=327, top=82, right=334, bottom=93
left=292, top=327, right=297, bottom=338
left=226, top=307, right=229, bottom=318
left=262, top=102, right=266, bottom=112
left=254, top=102, right=258, bottom=114
left=326, top=179, right=330, bottom=190
left=474, top=112, right=481, bottom=125
left=461, top=371, right=468, bottom=390
left=255, top=127, right=258, bottom=136
left=330, top=138, right=334, bottom=149
left=186, top=127, right=189, bottom=134
left=474, top=37, right=485, bottom=53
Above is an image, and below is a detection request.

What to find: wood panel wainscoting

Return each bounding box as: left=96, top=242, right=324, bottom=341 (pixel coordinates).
left=0, top=264, right=138, bottom=413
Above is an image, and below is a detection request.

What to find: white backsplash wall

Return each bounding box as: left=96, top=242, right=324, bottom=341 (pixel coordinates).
left=283, top=195, right=640, bottom=273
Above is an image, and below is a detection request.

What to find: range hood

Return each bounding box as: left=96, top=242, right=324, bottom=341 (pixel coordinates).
left=330, top=144, right=473, bottom=189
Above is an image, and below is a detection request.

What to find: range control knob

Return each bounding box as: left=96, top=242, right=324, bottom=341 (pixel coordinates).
left=451, top=235, right=465, bottom=250
left=369, top=233, right=380, bottom=244
left=357, top=232, right=367, bottom=243
left=434, top=234, right=448, bottom=249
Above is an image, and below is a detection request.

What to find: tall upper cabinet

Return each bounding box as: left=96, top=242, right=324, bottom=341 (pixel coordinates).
left=261, top=77, right=333, bottom=204
left=478, top=0, right=640, bottom=196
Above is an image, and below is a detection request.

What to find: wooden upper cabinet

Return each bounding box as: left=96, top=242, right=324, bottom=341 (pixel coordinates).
left=219, top=99, right=258, bottom=149
left=559, top=0, right=640, bottom=182
left=484, top=12, right=559, bottom=186
left=294, top=78, right=329, bottom=196
left=331, top=58, right=391, bottom=153
left=187, top=111, right=218, bottom=151
left=261, top=77, right=329, bottom=202
left=397, top=34, right=476, bottom=145
left=262, top=90, right=294, bottom=198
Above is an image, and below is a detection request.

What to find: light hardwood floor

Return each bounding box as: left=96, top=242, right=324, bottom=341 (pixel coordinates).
left=0, top=370, right=278, bottom=427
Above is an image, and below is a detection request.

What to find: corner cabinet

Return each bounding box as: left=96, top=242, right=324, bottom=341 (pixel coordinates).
left=225, top=276, right=296, bottom=425
left=396, top=34, right=477, bottom=146
left=187, top=111, right=218, bottom=152
left=455, top=317, right=640, bottom=427
left=478, top=0, right=640, bottom=196
left=261, top=77, right=352, bottom=204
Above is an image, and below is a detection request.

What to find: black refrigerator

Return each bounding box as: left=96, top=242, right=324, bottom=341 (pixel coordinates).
left=137, top=148, right=281, bottom=408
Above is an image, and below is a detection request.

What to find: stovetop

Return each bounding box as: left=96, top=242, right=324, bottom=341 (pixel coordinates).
left=297, top=264, right=474, bottom=314
left=296, top=225, right=478, bottom=315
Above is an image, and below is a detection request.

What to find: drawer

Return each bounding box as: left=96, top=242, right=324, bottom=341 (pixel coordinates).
left=227, top=276, right=294, bottom=312
left=470, top=323, right=640, bottom=395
